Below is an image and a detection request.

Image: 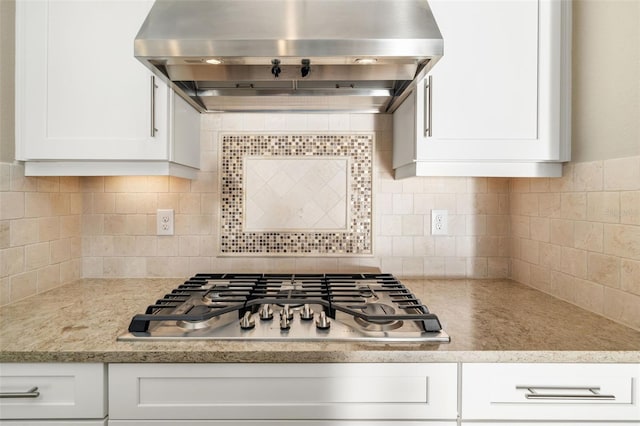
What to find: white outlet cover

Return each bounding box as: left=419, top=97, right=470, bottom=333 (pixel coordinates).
left=431, top=209, right=448, bottom=235
left=157, top=209, right=174, bottom=236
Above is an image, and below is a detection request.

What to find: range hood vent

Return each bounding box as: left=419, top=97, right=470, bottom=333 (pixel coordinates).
left=135, top=0, right=443, bottom=113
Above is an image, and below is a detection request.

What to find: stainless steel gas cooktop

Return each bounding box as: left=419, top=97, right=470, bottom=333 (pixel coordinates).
left=118, top=273, right=450, bottom=343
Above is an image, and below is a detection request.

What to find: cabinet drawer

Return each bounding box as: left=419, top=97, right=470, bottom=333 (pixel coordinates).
left=0, top=363, right=107, bottom=420
left=109, top=363, right=458, bottom=420
left=462, top=363, right=640, bottom=421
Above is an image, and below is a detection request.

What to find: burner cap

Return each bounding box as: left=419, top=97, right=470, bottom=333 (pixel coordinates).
left=354, top=303, right=403, bottom=331
left=176, top=305, right=215, bottom=330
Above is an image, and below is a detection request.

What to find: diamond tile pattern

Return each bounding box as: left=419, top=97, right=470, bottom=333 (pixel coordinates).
left=244, top=157, right=348, bottom=231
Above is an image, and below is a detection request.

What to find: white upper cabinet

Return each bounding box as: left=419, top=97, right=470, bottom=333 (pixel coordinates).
left=393, top=0, right=571, bottom=178
left=15, top=0, right=200, bottom=178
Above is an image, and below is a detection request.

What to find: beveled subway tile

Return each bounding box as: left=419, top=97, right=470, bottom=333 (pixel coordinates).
left=60, top=258, right=81, bottom=284
left=510, top=178, right=530, bottom=193
left=93, top=193, right=116, bottom=213
left=401, top=215, right=423, bottom=236
left=620, top=191, right=640, bottom=225
left=487, top=215, right=510, bottom=236
left=520, top=238, right=539, bottom=264
left=487, top=257, right=509, bottom=278
left=38, top=217, right=60, bottom=242
left=0, top=221, right=9, bottom=249
left=519, top=193, right=539, bottom=216
left=9, top=218, right=39, bottom=247
left=573, top=160, right=603, bottom=191
left=36, top=176, right=59, bottom=193
left=444, top=257, right=467, bottom=278
left=466, top=257, right=488, bottom=278
left=511, top=215, right=530, bottom=238
left=24, top=193, right=51, bottom=218
left=587, top=252, right=620, bottom=288
left=560, top=193, right=587, bottom=220
left=402, top=257, right=424, bottom=278
left=560, top=246, right=588, bottom=279
left=434, top=236, right=456, bottom=256
left=587, top=191, right=620, bottom=222
left=538, top=193, right=561, bottom=218
left=604, top=287, right=640, bottom=330
left=529, top=265, right=551, bottom=293
left=50, top=238, right=72, bottom=264
left=574, top=221, right=603, bottom=252
left=423, top=257, right=445, bottom=277
left=530, top=217, right=550, bottom=242
left=572, top=277, right=605, bottom=315
left=511, top=259, right=531, bottom=284
left=621, top=259, right=640, bottom=296
left=529, top=178, right=550, bottom=193
left=10, top=271, right=37, bottom=302
left=37, top=264, right=60, bottom=292
left=539, top=242, right=561, bottom=268
left=115, top=193, right=138, bottom=214
left=604, top=223, right=640, bottom=260
left=549, top=218, right=574, bottom=247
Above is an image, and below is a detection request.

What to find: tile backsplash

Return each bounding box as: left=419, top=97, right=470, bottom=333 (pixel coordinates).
left=510, top=156, right=640, bottom=330
left=78, top=113, right=510, bottom=281
left=5, top=113, right=636, bottom=331
left=0, top=164, right=82, bottom=305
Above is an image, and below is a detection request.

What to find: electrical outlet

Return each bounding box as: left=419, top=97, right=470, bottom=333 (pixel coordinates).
left=157, top=209, right=174, bottom=236
left=431, top=209, right=448, bottom=235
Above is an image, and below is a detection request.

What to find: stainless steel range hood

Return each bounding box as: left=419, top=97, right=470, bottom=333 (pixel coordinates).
left=135, top=0, right=443, bottom=113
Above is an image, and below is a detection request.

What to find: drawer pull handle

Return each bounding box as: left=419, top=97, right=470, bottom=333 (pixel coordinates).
left=516, top=385, right=615, bottom=400
left=0, top=386, right=40, bottom=398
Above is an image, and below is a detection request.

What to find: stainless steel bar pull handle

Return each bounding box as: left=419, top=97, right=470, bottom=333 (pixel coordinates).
left=150, top=75, right=158, bottom=137
left=516, top=385, right=616, bottom=400
left=0, top=386, right=40, bottom=398
left=423, top=75, right=433, bottom=137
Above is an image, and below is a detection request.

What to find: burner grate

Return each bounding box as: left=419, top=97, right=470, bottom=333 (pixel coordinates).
left=126, top=273, right=444, bottom=335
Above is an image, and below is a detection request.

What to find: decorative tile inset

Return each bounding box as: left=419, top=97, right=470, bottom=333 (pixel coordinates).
left=220, top=134, right=373, bottom=256
left=244, top=157, right=349, bottom=231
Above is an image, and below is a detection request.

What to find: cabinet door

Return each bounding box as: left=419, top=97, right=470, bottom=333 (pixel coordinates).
left=109, top=363, right=458, bottom=421
left=16, top=0, right=169, bottom=161
left=409, top=0, right=570, bottom=163
left=462, top=363, right=640, bottom=422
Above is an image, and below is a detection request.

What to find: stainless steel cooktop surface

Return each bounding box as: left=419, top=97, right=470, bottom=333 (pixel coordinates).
left=118, top=273, right=450, bottom=343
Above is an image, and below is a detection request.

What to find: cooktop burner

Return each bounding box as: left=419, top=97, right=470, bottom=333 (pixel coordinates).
left=118, top=273, right=450, bottom=343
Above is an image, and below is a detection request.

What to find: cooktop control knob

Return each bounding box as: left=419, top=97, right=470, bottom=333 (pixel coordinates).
left=316, top=311, right=330, bottom=330
left=240, top=311, right=255, bottom=330
left=282, top=304, right=293, bottom=320
left=300, top=304, right=314, bottom=320
left=279, top=311, right=291, bottom=330
left=259, top=304, right=273, bottom=321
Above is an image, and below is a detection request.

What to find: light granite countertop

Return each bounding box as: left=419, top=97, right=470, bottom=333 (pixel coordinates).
left=1, top=278, right=639, bottom=363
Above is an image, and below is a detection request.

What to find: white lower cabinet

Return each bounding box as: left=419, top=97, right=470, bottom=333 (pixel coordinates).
left=0, top=363, right=107, bottom=424
left=108, top=363, right=458, bottom=425
left=461, top=363, right=640, bottom=423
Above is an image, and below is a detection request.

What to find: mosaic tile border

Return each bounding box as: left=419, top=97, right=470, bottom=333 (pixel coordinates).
left=219, top=134, right=374, bottom=256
